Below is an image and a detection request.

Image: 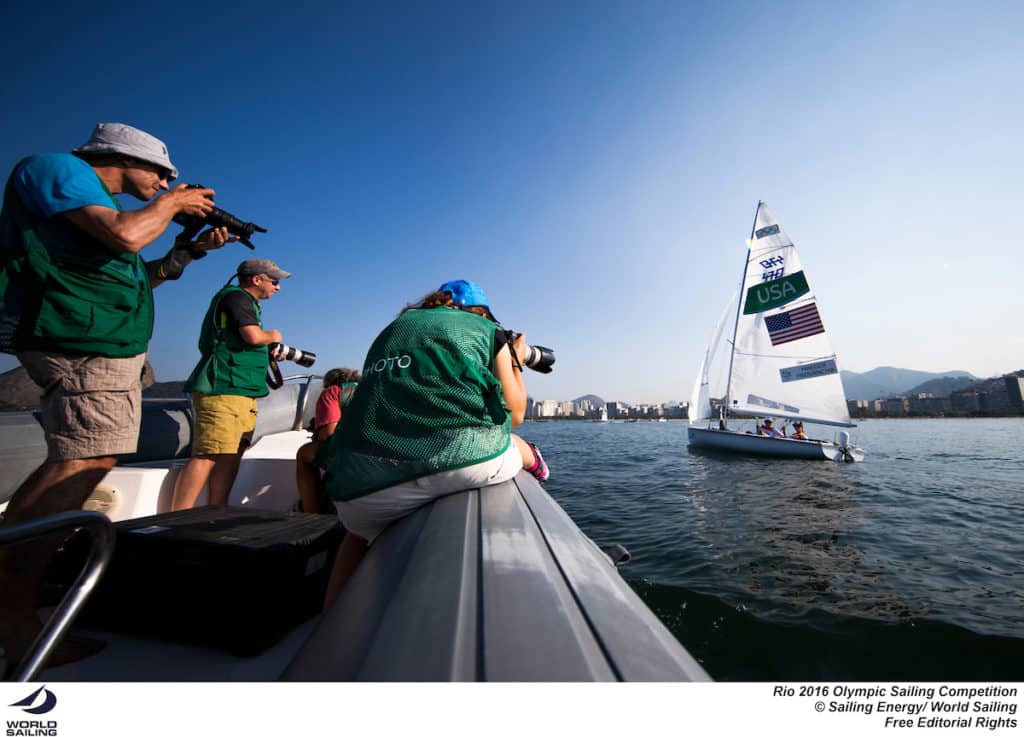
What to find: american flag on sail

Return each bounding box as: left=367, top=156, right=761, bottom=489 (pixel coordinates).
left=764, top=303, right=825, bottom=345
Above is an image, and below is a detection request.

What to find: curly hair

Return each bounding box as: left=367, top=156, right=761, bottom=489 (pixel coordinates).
left=322, top=367, right=361, bottom=387
left=400, top=290, right=495, bottom=322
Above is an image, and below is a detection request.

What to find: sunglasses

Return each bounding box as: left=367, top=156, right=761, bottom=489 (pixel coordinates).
left=264, top=277, right=280, bottom=286
left=128, top=157, right=171, bottom=181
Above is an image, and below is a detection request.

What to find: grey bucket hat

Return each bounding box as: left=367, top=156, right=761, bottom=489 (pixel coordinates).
left=72, top=123, right=178, bottom=180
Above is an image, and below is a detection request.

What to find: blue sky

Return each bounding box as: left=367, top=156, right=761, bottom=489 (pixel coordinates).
left=2, top=1, right=1021, bottom=404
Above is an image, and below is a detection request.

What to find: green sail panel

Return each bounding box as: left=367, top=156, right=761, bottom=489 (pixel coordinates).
left=742, top=271, right=809, bottom=314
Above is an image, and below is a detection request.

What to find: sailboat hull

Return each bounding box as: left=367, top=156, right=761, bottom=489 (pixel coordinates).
left=687, top=426, right=864, bottom=462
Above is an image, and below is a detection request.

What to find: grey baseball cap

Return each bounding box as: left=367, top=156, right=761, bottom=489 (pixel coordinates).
left=72, top=122, right=178, bottom=180
left=238, top=258, right=291, bottom=280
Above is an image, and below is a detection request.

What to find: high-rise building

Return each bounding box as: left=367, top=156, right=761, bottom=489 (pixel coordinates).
left=1005, top=375, right=1024, bottom=410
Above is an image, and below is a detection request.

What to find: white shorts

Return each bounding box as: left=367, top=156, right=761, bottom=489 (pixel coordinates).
left=334, top=442, right=523, bottom=543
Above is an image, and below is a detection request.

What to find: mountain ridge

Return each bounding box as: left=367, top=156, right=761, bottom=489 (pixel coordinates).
left=840, top=366, right=977, bottom=401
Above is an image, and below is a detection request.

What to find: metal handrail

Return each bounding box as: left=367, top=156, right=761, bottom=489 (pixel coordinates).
left=287, top=374, right=320, bottom=431
left=0, top=511, right=116, bottom=681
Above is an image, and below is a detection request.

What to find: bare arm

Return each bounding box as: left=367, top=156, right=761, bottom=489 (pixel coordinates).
left=315, top=421, right=339, bottom=442
left=62, top=185, right=217, bottom=254
left=494, top=334, right=528, bottom=427
left=238, top=325, right=283, bottom=347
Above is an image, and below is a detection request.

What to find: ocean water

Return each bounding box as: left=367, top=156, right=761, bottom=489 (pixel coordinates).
left=518, top=418, right=1024, bottom=681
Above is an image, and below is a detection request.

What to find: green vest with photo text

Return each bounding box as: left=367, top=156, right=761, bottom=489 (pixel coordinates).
left=326, top=307, right=511, bottom=501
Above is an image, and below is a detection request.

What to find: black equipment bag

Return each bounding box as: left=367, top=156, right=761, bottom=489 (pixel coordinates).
left=81, top=505, right=344, bottom=655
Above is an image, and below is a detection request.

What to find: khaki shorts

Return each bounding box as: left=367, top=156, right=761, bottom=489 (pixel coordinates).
left=334, top=442, right=523, bottom=543
left=190, top=393, right=258, bottom=455
left=17, top=351, right=147, bottom=461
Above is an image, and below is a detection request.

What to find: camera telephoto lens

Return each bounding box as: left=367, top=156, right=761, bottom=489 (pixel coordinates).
left=523, top=345, right=555, bottom=374
left=502, top=330, right=555, bottom=374
left=269, top=342, right=317, bottom=368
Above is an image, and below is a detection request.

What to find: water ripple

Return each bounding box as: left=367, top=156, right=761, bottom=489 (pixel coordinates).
left=520, top=418, right=1024, bottom=679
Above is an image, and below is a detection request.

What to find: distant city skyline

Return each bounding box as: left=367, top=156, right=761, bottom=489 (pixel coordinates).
left=529, top=366, right=1023, bottom=410
left=530, top=371, right=1024, bottom=419
left=1, top=4, right=1021, bottom=404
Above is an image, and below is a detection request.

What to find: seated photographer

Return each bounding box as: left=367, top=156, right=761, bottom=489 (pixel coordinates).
left=321, top=279, right=550, bottom=607
left=295, top=367, right=361, bottom=514
left=170, top=258, right=291, bottom=511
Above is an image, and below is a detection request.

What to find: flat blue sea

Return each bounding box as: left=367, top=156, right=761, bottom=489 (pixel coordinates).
left=518, top=418, right=1024, bottom=681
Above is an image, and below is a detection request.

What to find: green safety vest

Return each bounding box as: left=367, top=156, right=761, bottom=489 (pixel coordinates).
left=326, top=307, right=511, bottom=501
left=184, top=285, right=269, bottom=397
left=0, top=161, right=153, bottom=356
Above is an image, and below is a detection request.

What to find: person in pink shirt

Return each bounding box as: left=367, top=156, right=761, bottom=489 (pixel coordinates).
left=296, top=368, right=361, bottom=513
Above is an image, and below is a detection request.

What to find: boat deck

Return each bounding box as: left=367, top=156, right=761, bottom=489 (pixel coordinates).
left=38, top=473, right=708, bottom=682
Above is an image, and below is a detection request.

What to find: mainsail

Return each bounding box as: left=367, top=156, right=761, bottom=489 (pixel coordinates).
left=724, top=202, right=853, bottom=427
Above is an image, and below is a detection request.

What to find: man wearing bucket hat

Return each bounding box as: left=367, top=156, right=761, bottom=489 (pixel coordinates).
left=170, top=258, right=292, bottom=511
left=0, top=122, right=235, bottom=669
left=320, top=279, right=550, bottom=606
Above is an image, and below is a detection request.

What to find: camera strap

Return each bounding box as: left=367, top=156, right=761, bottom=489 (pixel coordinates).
left=266, top=358, right=284, bottom=390
left=507, top=337, right=524, bottom=373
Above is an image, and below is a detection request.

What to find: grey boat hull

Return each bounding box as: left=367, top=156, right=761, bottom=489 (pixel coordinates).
left=687, top=425, right=864, bottom=462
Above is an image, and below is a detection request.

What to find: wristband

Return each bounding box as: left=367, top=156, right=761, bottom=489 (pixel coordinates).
left=151, top=244, right=193, bottom=281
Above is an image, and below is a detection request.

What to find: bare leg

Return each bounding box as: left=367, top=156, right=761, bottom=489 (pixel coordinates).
left=4, top=457, right=118, bottom=524
left=170, top=456, right=216, bottom=511
left=295, top=441, right=321, bottom=513
left=207, top=452, right=244, bottom=506
left=1, top=457, right=116, bottom=668
left=322, top=533, right=369, bottom=611
left=512, top=434, right=535, bottom=467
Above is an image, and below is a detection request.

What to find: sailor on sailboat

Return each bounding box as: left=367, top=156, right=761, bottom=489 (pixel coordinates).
left=687, top=202, right=864, bottom=462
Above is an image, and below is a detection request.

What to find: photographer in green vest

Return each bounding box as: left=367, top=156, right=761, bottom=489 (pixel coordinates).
left=170, top=258, right=291, bottom=511
left=321, top=279, right=550, bottom=606
left=0, top=123, right=234, bottom=669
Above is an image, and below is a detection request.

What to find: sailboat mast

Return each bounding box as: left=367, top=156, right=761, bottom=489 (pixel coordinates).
left=722, top=201, right=761, bottom=423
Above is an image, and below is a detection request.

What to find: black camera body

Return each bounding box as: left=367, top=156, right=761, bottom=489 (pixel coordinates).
left=172, top=184, right=267, bottom=249
left=270, top=342, right=317, bottom=368
left=504, top=331, right=555, bottom=374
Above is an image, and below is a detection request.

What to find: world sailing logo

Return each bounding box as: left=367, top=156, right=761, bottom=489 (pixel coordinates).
left=6, top=686, right=58, bottom=737
left=8, top=687, right=56, bottom=715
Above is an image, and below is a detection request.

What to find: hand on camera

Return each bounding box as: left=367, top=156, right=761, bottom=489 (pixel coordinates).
left=192, top=226, right=238, bottom=252
left=171, top=184, right=216, bottom=217
left=512, top=332, right=529, bottom=366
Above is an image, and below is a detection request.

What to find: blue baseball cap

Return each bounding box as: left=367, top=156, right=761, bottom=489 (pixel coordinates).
left=439, top=279, right=497, bottom=320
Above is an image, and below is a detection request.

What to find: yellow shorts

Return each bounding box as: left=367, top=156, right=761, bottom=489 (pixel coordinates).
left=190, top=393, right=258, bottom=455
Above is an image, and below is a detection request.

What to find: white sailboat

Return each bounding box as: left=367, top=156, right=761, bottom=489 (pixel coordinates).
left=687, top=202, right=864, bottom=462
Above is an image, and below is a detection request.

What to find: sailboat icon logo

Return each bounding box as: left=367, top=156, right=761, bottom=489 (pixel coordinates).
left=9, top=685, right=58, bottom=715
